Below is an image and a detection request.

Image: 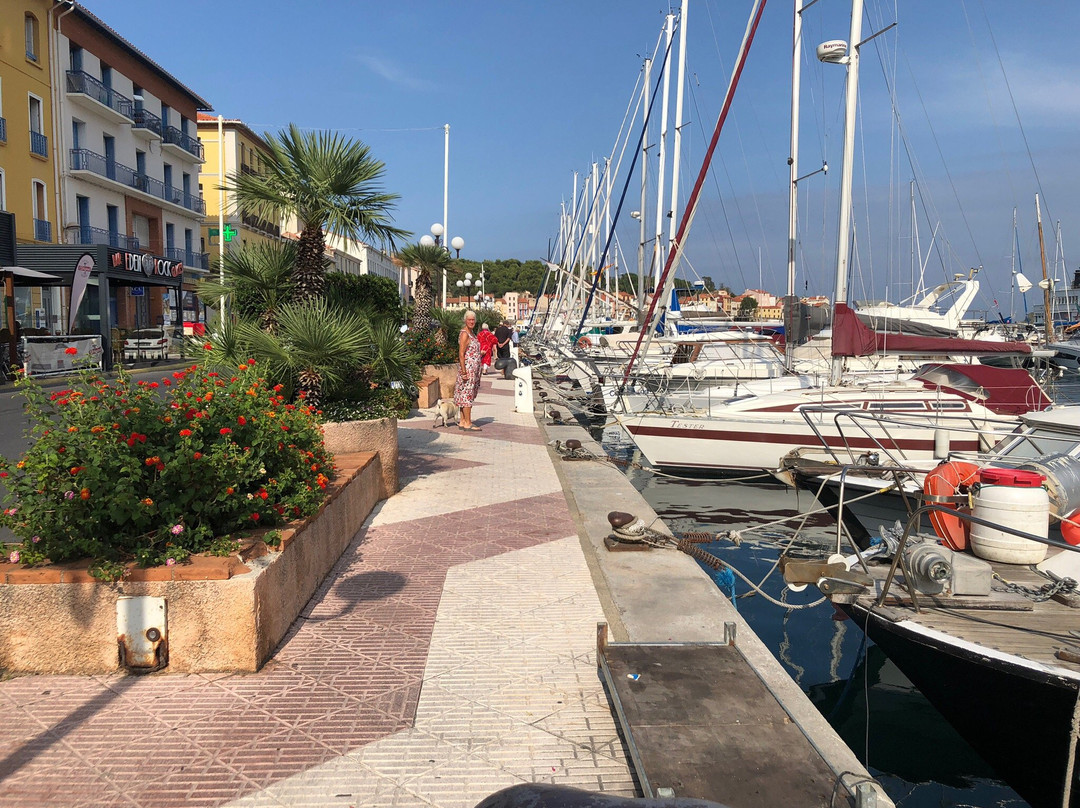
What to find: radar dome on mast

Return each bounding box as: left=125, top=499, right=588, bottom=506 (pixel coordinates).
left=816, top=40, right=848, bottom=63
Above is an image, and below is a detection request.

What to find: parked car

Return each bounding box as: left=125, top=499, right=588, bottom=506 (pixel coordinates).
left=123, top=328, right=171, bottom=361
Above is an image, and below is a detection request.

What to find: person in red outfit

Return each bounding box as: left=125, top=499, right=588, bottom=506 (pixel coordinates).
left=477, top=323, right=498, bottom=375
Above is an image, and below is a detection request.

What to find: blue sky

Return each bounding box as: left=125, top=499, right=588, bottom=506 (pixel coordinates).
left=84, top=1, right=1080, bottom=317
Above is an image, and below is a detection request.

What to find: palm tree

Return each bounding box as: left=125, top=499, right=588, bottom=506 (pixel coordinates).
left=397, top=243, right=452, bottom=335
left=196, top=241, right=297, bottom=332
left=225, top=124, right=408, bottom=301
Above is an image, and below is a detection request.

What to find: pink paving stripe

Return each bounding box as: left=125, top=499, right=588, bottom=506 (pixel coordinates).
left=0, top=492, right=577, bottom=808
left=398, top=450, right=488, bottom=481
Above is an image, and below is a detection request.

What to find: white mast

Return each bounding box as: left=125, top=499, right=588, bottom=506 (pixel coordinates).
left=637, top=57, right=652, bottom=323
left=652, top=13, right=675, bottom=290
left=829, top=0, right=865, bottom=386
left=667, top=0, right=689, bottom=257
left=785, top=0, right=804, bottom=367
left=604, top=157, right=613, bottom=318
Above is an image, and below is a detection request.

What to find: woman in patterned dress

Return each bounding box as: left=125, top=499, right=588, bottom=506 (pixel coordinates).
left=453, top=310, right=483, bottom=431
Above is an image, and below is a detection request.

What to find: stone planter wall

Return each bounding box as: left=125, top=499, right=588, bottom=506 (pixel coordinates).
left=321, top=416, right=398, bottom=497
left=423, top=363, right=459, bottom=400
left=0, top=452, right=383, bottom=674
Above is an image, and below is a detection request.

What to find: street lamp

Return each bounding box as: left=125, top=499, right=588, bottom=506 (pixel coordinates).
left=423, top=223, right=464, bottom=309
left=455, top=272, right=473, bottom=307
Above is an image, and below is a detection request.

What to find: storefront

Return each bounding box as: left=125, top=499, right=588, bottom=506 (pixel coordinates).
left=15, top=244, right=204, bottom=369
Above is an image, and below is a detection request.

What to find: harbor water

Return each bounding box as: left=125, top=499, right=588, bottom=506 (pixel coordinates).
left=590, top=384, right=1080, bottom=808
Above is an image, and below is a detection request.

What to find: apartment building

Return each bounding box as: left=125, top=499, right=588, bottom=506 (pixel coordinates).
left=13, top=2, right=212, bottom=360
left=196, top=114, right=282, bottom=259
left=1, top=1, right=59, bottom=246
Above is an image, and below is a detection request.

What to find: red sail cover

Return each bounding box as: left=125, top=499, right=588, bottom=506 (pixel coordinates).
left=831, top=303, right=1032, bottom=356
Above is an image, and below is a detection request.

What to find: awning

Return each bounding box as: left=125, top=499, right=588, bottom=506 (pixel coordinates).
left=1, top=266, right=62, bottom=281
left=832, top=303, right=1032, bottom=356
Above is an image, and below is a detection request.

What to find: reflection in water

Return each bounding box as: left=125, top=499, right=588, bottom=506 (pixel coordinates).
left=593, top=418, right=1030, bottom=808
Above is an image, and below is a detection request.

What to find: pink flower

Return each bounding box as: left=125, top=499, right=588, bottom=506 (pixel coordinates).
left=31, top=536, right=40, bottom=543
left=8, top=550, right=19, bottom=564
left=4, top=507, right=17, bottom=515
left=166, top=558, right=176, bottom=567
left=170, top=524, right=184, bottom=535
left=64, top=491, right=75, bottom=500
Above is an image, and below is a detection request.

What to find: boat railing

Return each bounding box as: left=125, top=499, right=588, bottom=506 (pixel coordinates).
left=798, top=407, right=1019, bottom=468
left=875, top=502, right=1080, bottom=613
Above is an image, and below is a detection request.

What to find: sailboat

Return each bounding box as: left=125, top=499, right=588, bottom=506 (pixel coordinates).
left=614, top=0, right=1042, bottom=477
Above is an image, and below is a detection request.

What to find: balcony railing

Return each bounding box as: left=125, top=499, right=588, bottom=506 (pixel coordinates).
left=0, top=117, right=6, bottom=143
left=162, top=125, right=203, bottom=160
left=165, top=247, right=209, bottom=269
left=70, top=148, right=206, bottom=215
left=132, top=107, right=162, bottom=138
left=66, top=70, right=133, bottom=119
left=34, top=218, right=51, bottom=242
left=67, top=225, right=139, bottom=251
left=241, top=212, right=281, bottom=238
left=30, top=130, right=47, bottom=157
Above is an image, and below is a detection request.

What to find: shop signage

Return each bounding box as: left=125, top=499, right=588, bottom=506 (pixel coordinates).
left=109, top=249, right=183, bottom=279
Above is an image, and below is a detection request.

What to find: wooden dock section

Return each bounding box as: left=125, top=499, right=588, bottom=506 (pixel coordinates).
left=598, top=629, right=856, bottom=807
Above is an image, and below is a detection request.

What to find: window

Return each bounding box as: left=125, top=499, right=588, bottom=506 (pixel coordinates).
left=184, top=228, right=193, bottom=258
left=25, top=14, right=39, bottom=62
left=165, top=222, right=175, bottom=251
left=181, top=116, right=190, bottom=137
left=182, top=172, right=190, bottom=197
left=132, top=84, right=143, bottom=110
left=160, top=103, right=170, bottom=129
left=107, top=204, right=119, bottom=246
left=70, top=45, right=83, bottom=73
left=136, top=150, right=146, bottom=176
left=71, top=119, right=84, bottom=151
left=163, top=163, right=172, bottom=190
left=32, top=180, right=48, bottom=241
left=28, top=95, right=43, bottom=134
left=76, top=195, right=90, bottom=242
left=100, top=64, right=112, bottom=89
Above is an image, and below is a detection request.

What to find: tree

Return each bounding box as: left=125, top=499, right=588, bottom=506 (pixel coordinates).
left=196, top=241, right=297, bottom=332
left=701, top=275, right=717, bottom=292
left=225, top=124, right=408, bottom=301
left=396, top=243, right=452, bottom=336
left=324, top=272, right=403, bottom=322
left=737, top=297, right=758, bottom=319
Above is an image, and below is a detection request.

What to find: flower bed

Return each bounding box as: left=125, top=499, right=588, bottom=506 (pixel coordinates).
left=0, top=452, right=384, bottom=673
left=0, top=360, right=332, bottom=575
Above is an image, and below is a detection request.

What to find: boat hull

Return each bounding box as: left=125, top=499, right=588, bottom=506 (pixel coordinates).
left=842, top=601, right=1080, bottom=808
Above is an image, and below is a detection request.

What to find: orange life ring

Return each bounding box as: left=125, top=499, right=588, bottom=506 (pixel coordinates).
left=922, top=461, right=981, bottom=551
left=576, top=336, right=592, bottom=350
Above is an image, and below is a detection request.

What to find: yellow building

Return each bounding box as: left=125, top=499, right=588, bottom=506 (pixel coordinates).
left=1, top=0, right=58, bottom=245
left=196, top=114, right=281, bottom=262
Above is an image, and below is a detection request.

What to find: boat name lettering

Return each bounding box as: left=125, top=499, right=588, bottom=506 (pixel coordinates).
left=671, top=421, right=706, bottom=430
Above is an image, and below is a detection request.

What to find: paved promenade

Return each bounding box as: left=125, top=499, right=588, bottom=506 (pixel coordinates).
left=0, top=375, right=636, bottom=807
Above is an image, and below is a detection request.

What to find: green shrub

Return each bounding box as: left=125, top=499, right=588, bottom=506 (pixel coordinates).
left=320, top=386, right=413, bottom=422
left=403, top=327, right=457, bottom=366
left=0, top=361, right=334, bottom=572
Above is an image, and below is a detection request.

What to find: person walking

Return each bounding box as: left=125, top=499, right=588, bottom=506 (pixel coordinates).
left=477, top=323, right=497, bottom=376
left=494, top=320, right=512, bottom=365
left=454, top=310, right=483, bottom=431
left=510, top=323, right=520, bottom=362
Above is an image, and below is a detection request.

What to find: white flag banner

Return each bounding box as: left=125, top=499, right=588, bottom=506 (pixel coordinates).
left=68, top=253, right=95, bottom=332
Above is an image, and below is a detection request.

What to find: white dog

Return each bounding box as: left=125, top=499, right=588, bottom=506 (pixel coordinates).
left=432, top=398, right=460, bottom=428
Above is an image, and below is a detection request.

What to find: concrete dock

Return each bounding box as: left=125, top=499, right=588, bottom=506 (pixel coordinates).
left=0, top=372, right=888, bottom=807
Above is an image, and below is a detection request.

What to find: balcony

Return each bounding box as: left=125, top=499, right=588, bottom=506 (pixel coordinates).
left=241, top=212, right=281, bottom=238
left=67, top=224, right=139, bottom=251
left=30, top=130, right=47, bottom=157
left=0, top=117, right=6, bottom=143
left=66, top=70, right=133, bottom=123
left=34, top=218, right=51, bottom=242
left=69, top=148, right=206, bottom=216
left=165, top=247, right=209, bottom=270
left=132, top=107, right=162, bottom=139
left=162, top=125, right=204, bottom=161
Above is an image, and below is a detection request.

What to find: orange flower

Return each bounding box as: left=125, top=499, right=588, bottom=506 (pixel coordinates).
left=80, top=488, right=91, bottom=500
left=141, top=498, right=153, bottom=506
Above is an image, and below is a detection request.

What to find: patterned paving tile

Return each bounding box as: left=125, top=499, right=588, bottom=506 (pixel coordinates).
left=0, top=383, right=633, bottom=808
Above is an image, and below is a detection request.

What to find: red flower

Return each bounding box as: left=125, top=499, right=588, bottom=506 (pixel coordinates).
left=220, top=427, right=232, bottom=435
left=247, top=358, right=256, bottom=365
left=250, top=512, right=260, bottom=522
left=237, top=416, right=247, bottom=426
left=179, top=429, right=192, bottom=437
left=80, top=488, right=91, bottom=500
left=64, top=347, right=78, bottom=355
left=258, top=490, right=268, bottom=500
left=203, top=342, right=213, bottom=350
left=149, top=382, right=159, bottom=389
left=193, top=452, right=202, bottom=460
